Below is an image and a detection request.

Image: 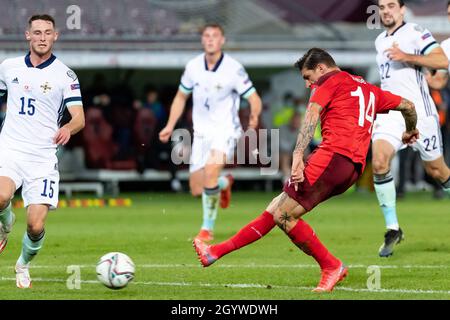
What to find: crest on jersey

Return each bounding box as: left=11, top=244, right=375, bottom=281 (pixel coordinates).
left=66, top=70, right=78, bottom=81
left=41, top=82, right=52, bottom=94
left=414, top=25, right=424, bottom=32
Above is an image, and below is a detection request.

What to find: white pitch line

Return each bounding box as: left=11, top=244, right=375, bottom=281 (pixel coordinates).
left=1, top=277, right=450, bottom=295
left=0, top=264, right=448, bottom=269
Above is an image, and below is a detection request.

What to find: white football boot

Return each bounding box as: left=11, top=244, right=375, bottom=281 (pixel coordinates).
left=15, top=263, right=32, bottom=288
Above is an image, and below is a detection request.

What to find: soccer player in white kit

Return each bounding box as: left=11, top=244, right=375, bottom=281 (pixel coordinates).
left=373, top=0, right=450, bottom=257
left=0, top=15, right=85, bottom=288
left=159, top=23, right=262, bottom=242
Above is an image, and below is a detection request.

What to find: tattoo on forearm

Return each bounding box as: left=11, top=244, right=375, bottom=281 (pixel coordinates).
left=397, top=98, right=417, bottom=131
left=294, top=104, right=320, bottom=154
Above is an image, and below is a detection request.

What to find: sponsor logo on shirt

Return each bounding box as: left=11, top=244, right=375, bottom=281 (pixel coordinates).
left=11, top=77, right=19, bottom=84
left=421, top=33, right=431, bottom=40
left=351, top=76, right=366, bottom=84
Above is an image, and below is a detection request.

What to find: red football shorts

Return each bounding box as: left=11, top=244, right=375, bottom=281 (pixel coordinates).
left=283, top=149, right=361, bottom=212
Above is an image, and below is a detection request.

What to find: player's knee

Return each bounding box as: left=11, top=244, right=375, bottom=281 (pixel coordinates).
left=0, top=191, right=12, bottom=209
left=272, top=209, right=293, bottom=231
left=272, top=210, right=283, bottom=227
left=425, top=165, right=445, bottom=181
left=203, top=167, right=219, bottom=184
left=190, top=186, right=203, bottom=197
left=26, top=223, right=44, bottom=237
left=372, top=157, right=390, bottom=174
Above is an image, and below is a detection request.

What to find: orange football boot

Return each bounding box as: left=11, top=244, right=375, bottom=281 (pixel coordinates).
left=195, top=229, right=214, bottom=242
left=192, top=238, right=218, bottom=267
left=312, top=262, right=348, bottom=293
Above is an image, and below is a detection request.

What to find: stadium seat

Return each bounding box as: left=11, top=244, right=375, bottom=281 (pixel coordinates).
left=83, top=107, right=138, bottom=170
left=82, top=108, right=118, bottom=169
left=134, top=108, right=157, bottom=152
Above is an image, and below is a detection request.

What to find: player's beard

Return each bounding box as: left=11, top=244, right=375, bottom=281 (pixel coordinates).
left=381, top=16, right=397, bottom=29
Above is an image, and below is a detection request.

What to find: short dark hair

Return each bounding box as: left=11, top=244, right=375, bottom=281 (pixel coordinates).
left=448, top=0, right=450, bottom=7
left=202, top=23, right=224, bottom=35
left=28, top=14, right=56, bottom=28
left=378, top=0, right=405, bottom=7
left=294, top=48, right=336, bottom=71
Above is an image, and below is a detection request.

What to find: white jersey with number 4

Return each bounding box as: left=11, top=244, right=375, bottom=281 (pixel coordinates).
left=375, top=22, right=439, bottom=118
left=0, top=53, right=82, bottom=163
left=179, top=52, right=255, bottom=137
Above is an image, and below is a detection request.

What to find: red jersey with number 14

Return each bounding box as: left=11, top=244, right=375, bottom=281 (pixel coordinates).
left=309, top=70, right=402, bottom=170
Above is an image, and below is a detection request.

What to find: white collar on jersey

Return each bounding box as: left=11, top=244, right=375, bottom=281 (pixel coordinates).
left=385, top=21, right=406, bottom=37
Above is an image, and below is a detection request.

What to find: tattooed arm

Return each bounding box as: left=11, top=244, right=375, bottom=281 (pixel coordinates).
left=291, top=102, right=322, bottom=188
left=394, top=98, right=419, bottom=145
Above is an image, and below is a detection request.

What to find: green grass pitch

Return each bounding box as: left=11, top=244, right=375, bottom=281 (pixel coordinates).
left=1, top=191, right=449, bottom=300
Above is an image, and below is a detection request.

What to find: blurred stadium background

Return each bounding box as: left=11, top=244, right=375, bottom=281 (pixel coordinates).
left=0, top=0, right=449, bottom=198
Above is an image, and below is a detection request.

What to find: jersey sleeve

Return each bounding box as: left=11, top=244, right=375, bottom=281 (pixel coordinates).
left=233, top=65, right=255, bottom=99
left=0, top=62, right=7, bottom=98
left=63, top=69, right=83, bottom=107
left=414, top=25, right=439, bottom=55
left=179, top=63, right=194, bottom=95
left=373, top=85, right=402, bottom=114
left=439, top=39, right=450, bottom=73
left=308, top=80, right=336, bottom=108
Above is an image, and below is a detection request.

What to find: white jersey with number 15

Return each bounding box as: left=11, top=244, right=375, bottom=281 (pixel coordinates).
left=0, top=53, right=82, bottom=163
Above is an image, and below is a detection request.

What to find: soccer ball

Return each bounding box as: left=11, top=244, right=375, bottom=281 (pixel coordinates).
left=96, top=252, right=135, bottom=289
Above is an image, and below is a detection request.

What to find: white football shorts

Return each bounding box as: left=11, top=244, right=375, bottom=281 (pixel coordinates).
left=189, top=129, right=242, bottom=173
left=373, top=112, right=443, bottom=162
left=0, top=154, right=60, bottom=210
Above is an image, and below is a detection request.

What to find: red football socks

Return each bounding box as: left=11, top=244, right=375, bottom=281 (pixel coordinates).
left=287, top=219, right=340, bottom=270
left=210, top=211, right=276, bottom=258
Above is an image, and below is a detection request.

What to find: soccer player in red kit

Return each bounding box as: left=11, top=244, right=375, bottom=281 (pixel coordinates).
left=193, top=48, right=419, bottom=292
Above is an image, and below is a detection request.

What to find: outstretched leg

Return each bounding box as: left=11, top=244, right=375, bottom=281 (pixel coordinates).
left=193, top=191, right=347, bottom=292
left=272, top=194, right=347, bottom=292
